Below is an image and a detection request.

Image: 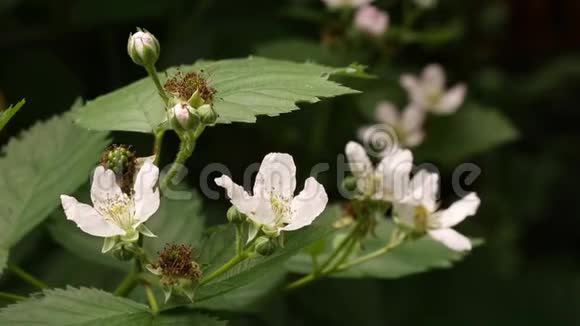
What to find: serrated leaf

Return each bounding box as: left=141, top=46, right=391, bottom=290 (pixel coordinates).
left=0, top=99, right=25, bottom=131
left=194, top=206, right=338, bottom=302
left=0, top=287, right=225, bottom=325
left=286, top=218, right=471, bottom=279
left=47, top=189, right=206, bottom=271
left=75, top=57, right=359, bottom=133
left=416, top=105, right=518, bottom=164
left=0, top=113, right=110, bottom=275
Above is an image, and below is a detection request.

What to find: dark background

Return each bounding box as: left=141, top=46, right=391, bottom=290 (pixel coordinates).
left=2, top=0, right=580, bottom=324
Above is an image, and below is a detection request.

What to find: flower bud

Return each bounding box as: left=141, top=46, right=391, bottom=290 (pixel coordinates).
left=127, top=28, right=160, bottom=67
left=354, top=5, right=389, bottom=37
left=341, top=176, right=358, bottom=193
left=226, top=206, right=246, bottom=224
left=413, top=0, right=437, bottom=9
left=169, top=102, right=200, bottom=131
left=254, top=236, right=276, bottom=256
left=112, top=242, right=138, bottom=261
left=198, top=104, right=218, bottom=125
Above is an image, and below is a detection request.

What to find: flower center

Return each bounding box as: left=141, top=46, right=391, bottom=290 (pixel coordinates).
left=413, top=205, right=430, bottom=232
left=97, top=195, right=135, bottom=230
left=270, top=194, right=291, bottom=227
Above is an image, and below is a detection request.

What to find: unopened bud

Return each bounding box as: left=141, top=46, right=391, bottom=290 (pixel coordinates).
left=254, top=236, right=276, bottom=256
left=342, top=176, right=358, bottom=193
left=226, top=206, right=246, bottom=224
left=127, top=28, right=160, bottom=67
left=198, top=104, right=218, bottom=125
left=112, top=242, right=138, bottom=261
left=170, top=103, right=199, bottom=131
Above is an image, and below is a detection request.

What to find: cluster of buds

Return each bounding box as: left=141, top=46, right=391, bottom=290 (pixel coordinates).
left=147, top=244, right=203, bottom=302
left=165, top=71, right=218, bottom=131
left=226, top=206, right=278, bottom=256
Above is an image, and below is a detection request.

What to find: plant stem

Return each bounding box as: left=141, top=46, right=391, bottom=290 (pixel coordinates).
left=145, top=64, right=169, bottom=105
left=144, top=284, right=159, bottom=315
left=113, top=265, right=138, bottom=297
left=153, top=129, right=166, bottom=165
left=159, top=133, right=196, bottom=191
left=199, top=252, right=249, bottom=286
left=235, top=224, right=244, bottom=255
left=334, top=230, right=406, bottom=273
left=0, top=291, right=25, bottom=302
left=7, top=263, right=48, bottom=290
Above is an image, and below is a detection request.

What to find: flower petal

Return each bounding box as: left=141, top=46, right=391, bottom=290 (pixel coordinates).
left=345, top=141, right=373, bottom=180
left=401, top=104, right=426, bottom=135
left=90, top=166, right=123, bottom=206
left=60, top=195, right=125, bottom=237
left=215, top=175, right=259, bottom=218
left=428, top=228, right=472, bottom=251
left=434, top=83, right=466, bottom=114
left=436, top=192, right=480, bottom=228
left=284, top=177, right=328, bottom=231
left=133, top=158, right=160, bottom=223
left=375, top=101, right=399, bottom=125
left=253, top=153, right=297, bottom=200
left=408, top=170, right=439, bottom=212
left=422, top=63, right=445, bottom=93
left=376, top=147, right=413, bottom=201
left=400, top=74, right=425, bottom=107
left=393, top=202, right=416, bottom=226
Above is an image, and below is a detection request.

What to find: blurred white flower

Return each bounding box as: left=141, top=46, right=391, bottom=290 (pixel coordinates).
left=359, top=101, right=426, bottom=148
left=215, top=153, right=328, bottom=239
left=394, top=170, right=480, bottom=251
left=322, top=0, right=373, bottom=10
left=60, top=159, right=160, bottom=246
left=345, top=141, right=413, bottom=201
left=413, top=0, right=437, bottom=9
left=400, top=64, right=467, bottom=114
left=354, top=5, right=389, bottom=37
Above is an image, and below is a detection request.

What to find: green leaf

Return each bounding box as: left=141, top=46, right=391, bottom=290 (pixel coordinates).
left=0, top=99, right=25, bottom=131
left=0, top=287, right=225, bottom=325
left=194, top=206, right=338, bottom=302
left=47, top=189, right=206, bottom=270
left=286, top=219, right=472, bottom=279
left=75, top=57, right=359, bottom=133
left=416, top=105, right=518, bottom=164
left=0, top=112, right=110, bottom=275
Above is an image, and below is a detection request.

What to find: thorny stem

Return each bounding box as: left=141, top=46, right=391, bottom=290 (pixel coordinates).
left=0, top=291, right=25, bottom=302
left=159, top=132, right=196, bottom=191
left=145, top=64, right=169, bottom=105
left=145, top=284, right=160, bottom=315
left=7, top=263, right=48, bottom=290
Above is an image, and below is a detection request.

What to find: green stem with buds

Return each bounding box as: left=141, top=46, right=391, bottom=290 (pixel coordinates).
left=159, top=132, right=196, bottom=191
left=0, top=291, right=26, bottom=302
left=334, top=229, right=406, bottom=272
left=200, top=236, right=257, bottom=286
left=7, top=263, right=48, bottom=290
left=145, top=64, right=169, bottom=105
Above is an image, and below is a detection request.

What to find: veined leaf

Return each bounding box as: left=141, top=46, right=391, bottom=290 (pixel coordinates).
left=75, top=57, right=359, bottom=133
left=416, top=105, right=518, bottom=164
left=194, top=206, right=338, bottom=302
left=286, top=218, right=473, bottom=279
left=0, top=287, right=226, bottom=325
left=0, top=99, right=25, bottom=131
left=0, top=112, right=110, bottom=275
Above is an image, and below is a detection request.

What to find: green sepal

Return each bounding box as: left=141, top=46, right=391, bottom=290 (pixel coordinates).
left=101, top=237, right=118, bottom=253
left=137, top=224, right=157, bottom=238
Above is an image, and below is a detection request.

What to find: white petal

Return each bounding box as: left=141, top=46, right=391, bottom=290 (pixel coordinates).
left=253, top=153, right=296, bottom=200
left=284, top=177, right=328, bottom=231
left=90, top=166, right=123, bottom=206
left=436, top=193, right=481, bottom=228
left=400, top=74, right=426, bottom=107
left=133, top=159, right=160, bottom=223
left=60, top=195, right=125, bottom=237
left=215, top=175, right=258, bottom=218
left=376, top=148, right=413, bottom=201
left=422, top=63, right=445, bottom=92
left=428, top=228, right=472, bottom=251
left=434, top=83, right=466, bottom=114
left=374, top=101, right=399, bottom=125
left=345, top=141, right=373, bottom=180
left=403, top=130, right=425, bottom=147
left=408, top=170, right=439, bottom=212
